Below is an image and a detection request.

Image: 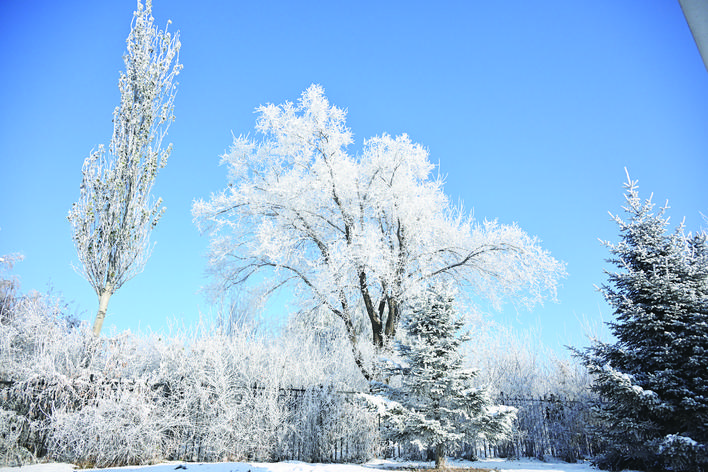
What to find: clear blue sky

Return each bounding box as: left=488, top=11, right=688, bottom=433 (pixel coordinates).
left=1, top=1, right=706, bottom=352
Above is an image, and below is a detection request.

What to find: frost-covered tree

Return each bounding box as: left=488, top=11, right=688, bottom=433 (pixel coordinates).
left=193, top=85, right=564, bottom=380
left=0, top=251, right=23, bottom=323
left=68, top=0, right=181, bottom=336
left=576, top=172, right=708, bottom=472
left=366, top=287, right=516, bottom=468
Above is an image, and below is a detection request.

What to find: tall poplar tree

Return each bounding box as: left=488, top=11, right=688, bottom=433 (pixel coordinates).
left=576, top=172, right=708, bottom=472
left=68, top=0, right=181, bottom=336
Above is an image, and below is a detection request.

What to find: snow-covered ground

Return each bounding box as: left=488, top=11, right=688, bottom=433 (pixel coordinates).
left=0, top=459, right=642, bottom=472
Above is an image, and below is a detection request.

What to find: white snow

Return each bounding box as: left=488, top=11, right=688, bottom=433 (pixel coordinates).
left=0, top=465, right=75, bottom=472
left=0, top=459, right=643, bottom=472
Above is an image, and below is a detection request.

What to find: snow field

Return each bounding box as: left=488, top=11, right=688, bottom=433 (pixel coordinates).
left=1, top=459, right=642, bottom=472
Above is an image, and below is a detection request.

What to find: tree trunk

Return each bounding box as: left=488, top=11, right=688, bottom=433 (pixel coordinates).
left=343, top=322, right=374, bottom=382
left=333, top=300, right=375, bottom=382
left=435, top=443, right=446, bottom=469
left=384, top=297, right=399, bottom=340
left=359, top=271, right=385, bottom=348
left=92, top=287, right=112, bottom=336
left=370, top=316, right=384, bottom=348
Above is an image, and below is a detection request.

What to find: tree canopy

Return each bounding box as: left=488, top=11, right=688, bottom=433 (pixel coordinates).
left=194, top=85, right=564, bottom=380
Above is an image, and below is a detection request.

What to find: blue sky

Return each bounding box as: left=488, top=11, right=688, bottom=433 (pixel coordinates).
left=1, top=1, right=706, bottom=352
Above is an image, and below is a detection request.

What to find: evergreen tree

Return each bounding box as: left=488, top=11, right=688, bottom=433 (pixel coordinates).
left=366, top=287, right=516, bottom=468
left=576, top=172, right=708, bottom=471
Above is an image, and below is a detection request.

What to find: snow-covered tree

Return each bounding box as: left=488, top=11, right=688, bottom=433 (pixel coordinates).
left=193, top=85, right=565, bottom=380
left=366, top=287, right=516, bottom=468
left=0, top=250, right=23, bottom=323
left=576, top=172, right=708, bottom=472
left=68, top=0, right=181, bottom=336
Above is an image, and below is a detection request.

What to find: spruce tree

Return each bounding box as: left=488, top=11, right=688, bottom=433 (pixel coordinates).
left=576, top=173, right=708, bottom=471
left=367, top=287, right=516, bottom=468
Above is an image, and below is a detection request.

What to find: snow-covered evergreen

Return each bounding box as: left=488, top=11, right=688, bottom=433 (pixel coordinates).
left=576, top=173, right=708, bottom=471
left=366, top=287, right=516, bottom=468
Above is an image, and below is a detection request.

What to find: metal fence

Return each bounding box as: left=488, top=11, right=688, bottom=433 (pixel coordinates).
left=472, top=393, right=600, bottom=462
left=1, top=377, right=598, bottom=465
left=279, top=388, right=600, bottom=463
left=378, top=393, right=600, bottom=463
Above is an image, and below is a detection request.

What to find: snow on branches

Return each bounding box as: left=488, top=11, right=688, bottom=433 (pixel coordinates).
left=576, top=171, right=708, bottom=472
left=193, top=85, right=565, bottom=380
left=68, top=0, right=181, bottom=336
left=365, top=286, right=516, bottom=468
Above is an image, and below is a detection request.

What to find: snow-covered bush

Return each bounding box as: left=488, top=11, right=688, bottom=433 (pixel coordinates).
left=280, top=306, right=373, bottom=391
left=151, top=330, right=289, bottom=462
left=466, top=322, right=592, bottom=399
left=0, top=273, right=93, bottom=464
left=279, top=385, right=379, bottom=463
left=0, top=408, right=34, bottom=466
left=47, top=385, right=164, bottom=467
left=271, top=311, right=379, bottom=463
left=0, top=270, right=378, bottom=467
left=463, top=322, right=598, bottom=462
